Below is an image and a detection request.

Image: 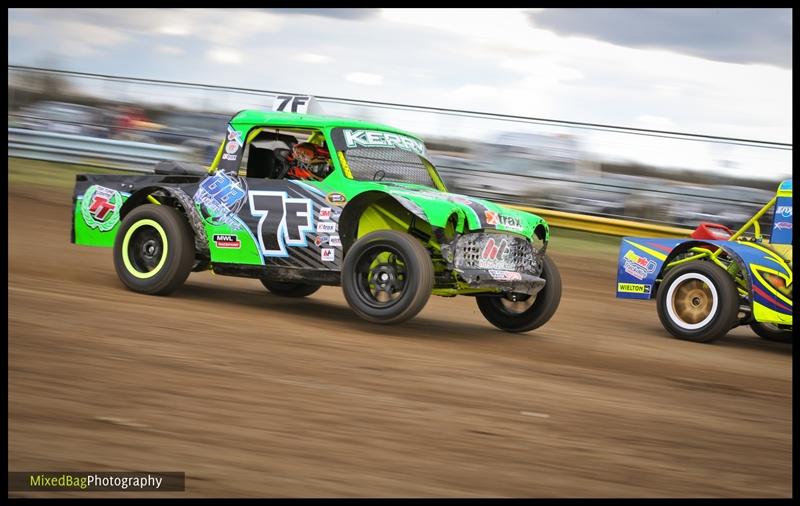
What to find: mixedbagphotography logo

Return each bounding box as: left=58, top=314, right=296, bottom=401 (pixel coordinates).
left=8, top=472, right=185, bottom=492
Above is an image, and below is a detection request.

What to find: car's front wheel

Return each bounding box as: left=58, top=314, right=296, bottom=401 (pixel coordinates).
left=476, top=254, right=562, bottom=333
left=113, top=204, right=195, bottom=295
left=342, top=230, right=433, bottom=324
left=656, top=262, right=739, bottom=343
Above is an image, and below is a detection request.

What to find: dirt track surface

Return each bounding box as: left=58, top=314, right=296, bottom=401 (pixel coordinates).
left=9, top=183, right=792, bottom=498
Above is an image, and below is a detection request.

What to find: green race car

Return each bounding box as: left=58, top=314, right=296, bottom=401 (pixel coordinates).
left=72, top=106, right=561, bottom=331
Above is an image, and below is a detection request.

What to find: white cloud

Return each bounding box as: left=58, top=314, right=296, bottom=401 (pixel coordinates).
left=345, top=72, right=384, bottom=86
left=158, top=24, right=191, bottom=36
left=55, top=21, right=131, bottom=57
left=207, top=48, right=244, bottom=65
left=294, top=52, right=331, bottom=64
left=156, top=45, right=185, bottom=56
left=8, top=20, right=38, bottom=38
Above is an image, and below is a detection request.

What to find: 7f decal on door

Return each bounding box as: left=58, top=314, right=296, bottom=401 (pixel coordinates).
left=248, top=191, right=314, bottom=256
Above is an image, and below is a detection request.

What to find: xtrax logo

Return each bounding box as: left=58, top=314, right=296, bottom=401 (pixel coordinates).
left=776, top=206, right=792, bottom=218
left=213, top=234, right=240, bottom=249
left=195, top=172, right=247, bottom=230
left=485, top=210, right=522, bottom=231
left=774, top=221, right=792, bottom=231
left=317, top=222, right=337, bottom=234
left=623, top=249, right=657, bottom=281
left=81, top=185, right=123, bottom=232
left=248, top=191, right=313, bottom=256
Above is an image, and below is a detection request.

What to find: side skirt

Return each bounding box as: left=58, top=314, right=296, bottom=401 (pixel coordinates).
left=212, top=264, right=342, bottom=286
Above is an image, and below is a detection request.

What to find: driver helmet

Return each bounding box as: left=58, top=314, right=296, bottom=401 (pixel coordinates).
left=288, top=142, right=331, bottom=180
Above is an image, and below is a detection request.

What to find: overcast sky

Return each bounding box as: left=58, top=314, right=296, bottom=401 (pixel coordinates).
left=7, top=8, right=793, bottom=177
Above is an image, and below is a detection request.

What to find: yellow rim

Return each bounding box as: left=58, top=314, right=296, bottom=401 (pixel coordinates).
left=122, top=219, right=169, bottom=279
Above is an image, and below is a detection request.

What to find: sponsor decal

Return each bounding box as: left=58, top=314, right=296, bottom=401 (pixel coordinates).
left=213, top=234, right=240, bottom=249
left=222, top=126, right=243, bottom=161
left=326, top=192, right=347, bottom=206
left=321, top=248, right=335, bottom=262
left=774, top=221, right=792, bottom=230
left=227, top=125, right=243, bottom=146
left=482, top=237, right=509, bottom=261
left=329, top=235, right=342, bottom=247
left=343, top=129, right=427, bottom=157
left=80, top=185, right=123, bottom=231
left=488, top=269, right=522, bottom=281
left=194, top=171, right=248, bottom=230
left=776, top=205, right=792, bottom=218
left=315, top=235, right=329, bottom=246
left=623, top=249, right=657, bottom=281
left=617, top=283, right=652, bottom=294
left=317, top=222, right=337, bottom=234
left=484, top=210, right=522, bottom=231
left=319, top=207, right=332, bottom=220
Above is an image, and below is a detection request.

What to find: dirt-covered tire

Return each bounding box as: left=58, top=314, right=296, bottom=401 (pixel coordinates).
left=656, top=261, right=739, bottom=343
left=476, top=254, right=562, bottom=333
left=750, top=322, right=792, bottom=343
left=260, top=280, right=321, bottom=297
left=342, top=230, right=433, bottom=324
left=113, top=204, right=195, bottom=295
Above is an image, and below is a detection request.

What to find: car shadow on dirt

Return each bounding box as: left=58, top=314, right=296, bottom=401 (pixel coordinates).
left=172, top=280, right=510, bottom=340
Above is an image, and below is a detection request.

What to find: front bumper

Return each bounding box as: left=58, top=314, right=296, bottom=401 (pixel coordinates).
left=458, top=268, right=546, bottom=295
left=442, top=231, right=546, bottom=295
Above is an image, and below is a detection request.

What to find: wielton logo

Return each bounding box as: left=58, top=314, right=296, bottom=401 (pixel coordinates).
left=80, top=185, right=123, bottom=232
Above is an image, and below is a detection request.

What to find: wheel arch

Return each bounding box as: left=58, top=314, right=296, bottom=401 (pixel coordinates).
left=658, top=240, right=751, bottom=304
left=120, top=185, right=209, bottom=258
left=338, top=190, right=466, bottom=255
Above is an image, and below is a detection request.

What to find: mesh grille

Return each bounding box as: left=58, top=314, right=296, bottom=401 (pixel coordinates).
left=344, top=148, right=436, bottom=188
left=455, top=233, right=541, bottom=275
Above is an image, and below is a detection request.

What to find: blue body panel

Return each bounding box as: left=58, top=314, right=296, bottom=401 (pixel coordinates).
left=616, top=237, right=792, bottom=322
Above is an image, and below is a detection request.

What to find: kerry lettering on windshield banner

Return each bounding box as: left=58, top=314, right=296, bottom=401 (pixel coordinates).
left=330, top=127, right=427, bottom=158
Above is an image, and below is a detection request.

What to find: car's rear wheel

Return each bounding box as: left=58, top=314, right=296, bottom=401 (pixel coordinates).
left=260, top=280, right=321, bottom=297
left=342, top=230, right=433, bottom=324
left=113, top=204, right=195, bottom=295
left=656, top=262, right=739, bottom=343
left=750, top=322, right=792, bottom=343
left=476, top=254, right=562, bottom=333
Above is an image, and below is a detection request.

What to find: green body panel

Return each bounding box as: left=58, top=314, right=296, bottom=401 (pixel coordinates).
left=73, top=194, right=128, bottom=247
left=200, top=214, right=264, bottom=266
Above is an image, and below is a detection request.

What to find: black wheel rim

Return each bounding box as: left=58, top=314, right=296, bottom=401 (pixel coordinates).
left=492, top=292, right=537, bottom=315
left=350, top=243, right=408, bottom=310
left=127, top=225, right=164, bottom=274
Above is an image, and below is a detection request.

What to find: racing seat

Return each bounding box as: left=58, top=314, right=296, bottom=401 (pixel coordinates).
left=246, top=145, right=279, bottom=179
